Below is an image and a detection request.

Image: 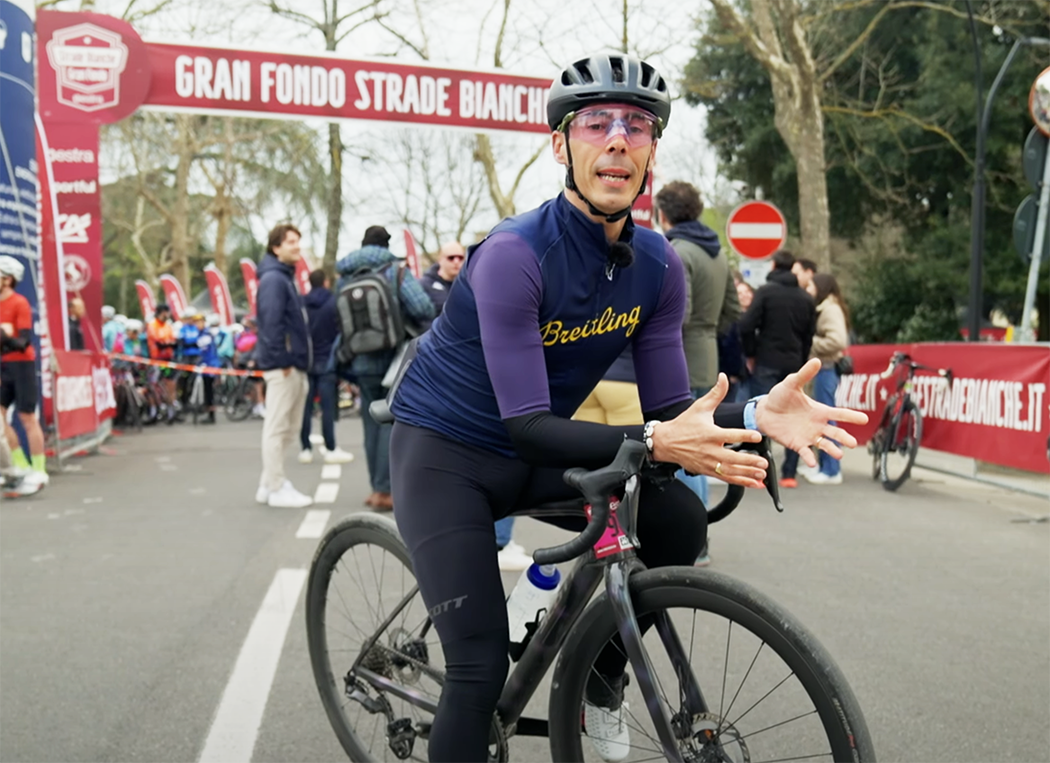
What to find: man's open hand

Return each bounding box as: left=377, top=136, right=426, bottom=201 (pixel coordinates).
left=651, top=374, right=767, bottom=488
left=755, top=358, right=869, bottom=468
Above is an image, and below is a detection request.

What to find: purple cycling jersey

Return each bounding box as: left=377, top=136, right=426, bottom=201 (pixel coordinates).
left=391, top=195, right=694, bottom=459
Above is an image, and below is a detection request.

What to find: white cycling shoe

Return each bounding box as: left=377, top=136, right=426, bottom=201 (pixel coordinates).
left=584, top=700, right=631, bottom=762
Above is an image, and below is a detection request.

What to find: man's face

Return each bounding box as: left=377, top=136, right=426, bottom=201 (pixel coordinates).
left=273, top=230, right=302, bottom=265
left=553, top=104, right=658, bottom=218
left=0, top=275, right=14, bottom=292
left=438, top=245, right=465, bottom=280
left=70, top=298, right=86, bottom=318
left=791, top=262, right=814, bottom=290
left=157, top=310, right=170, bottom=323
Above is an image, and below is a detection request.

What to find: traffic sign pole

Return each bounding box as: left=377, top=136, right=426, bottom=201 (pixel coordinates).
left=1020, top=139, right=1050, bottom=342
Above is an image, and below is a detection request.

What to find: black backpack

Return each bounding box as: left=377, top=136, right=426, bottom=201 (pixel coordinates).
left=335, top=263, right=406, bottom=364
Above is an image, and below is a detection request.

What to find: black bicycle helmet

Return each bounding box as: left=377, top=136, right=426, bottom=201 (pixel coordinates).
left=547, top=53, right=671, bottom=133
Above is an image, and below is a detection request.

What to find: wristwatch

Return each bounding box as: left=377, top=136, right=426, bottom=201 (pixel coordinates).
left=643, top=420, right=660, bottom=457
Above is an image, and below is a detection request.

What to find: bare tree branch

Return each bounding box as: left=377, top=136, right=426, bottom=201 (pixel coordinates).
left=823, top=104, right=973, bottom=165
left=493, top=0, right=511, bottom=68
left=707, top=0, right=793, bottom=82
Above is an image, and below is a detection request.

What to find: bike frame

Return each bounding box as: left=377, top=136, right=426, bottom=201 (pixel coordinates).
left=350, top=474, right=704, bottom=762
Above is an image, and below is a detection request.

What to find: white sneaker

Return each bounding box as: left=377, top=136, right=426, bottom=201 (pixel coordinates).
left=321, top=447, right=355, bottom=464
left=497, top=546, right=532, bottom=572
left=3, top=473, right=43, bottom=497
left=268, top=482, right=313, bottom=508
left=584, top=700, right=631, bottom=762
left=252, top=404, right=266, bottom=418
left=26, top=470, right=49, bottom=487
left=298, top=449, right=314, bottom=464
left=796, top=461, right=818, bottom=478
left=504, top=540, right=528, bottom=556
left=256, top=480, right=293, bottom=504
left=804, top=471, right=843, bottom=485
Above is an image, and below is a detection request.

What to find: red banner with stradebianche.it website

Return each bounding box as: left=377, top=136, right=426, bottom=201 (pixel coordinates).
left=837, top=343, right=1050, bottom=474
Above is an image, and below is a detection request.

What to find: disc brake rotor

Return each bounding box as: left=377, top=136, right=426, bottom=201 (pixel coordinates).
left=690, top=712, right=750, bottom=763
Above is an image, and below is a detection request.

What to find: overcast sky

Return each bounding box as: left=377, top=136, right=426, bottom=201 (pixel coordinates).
left=52, top=0, right=726, bottom=255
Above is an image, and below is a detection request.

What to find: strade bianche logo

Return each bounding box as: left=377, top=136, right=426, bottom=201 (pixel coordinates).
left=46, top=24, right=129, bottom=112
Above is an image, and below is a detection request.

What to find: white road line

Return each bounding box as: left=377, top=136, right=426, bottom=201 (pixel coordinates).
left=160, top=464, right=178, bottom=472
left=296, top=509, right=331, bottom=539
left=320, top=464, right=341, bottom=481
left=198, top=568, right=307, bottom=763
left=313, top=482, right=339, bottom=504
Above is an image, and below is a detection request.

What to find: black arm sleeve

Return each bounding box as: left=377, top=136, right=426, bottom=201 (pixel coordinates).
left=1, top=330, right=31, bottom=353
left=503, top=400, right=748, bottom=469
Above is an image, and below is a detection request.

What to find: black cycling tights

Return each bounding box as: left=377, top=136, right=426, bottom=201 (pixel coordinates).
left=390, top=422, right=706, bottom=763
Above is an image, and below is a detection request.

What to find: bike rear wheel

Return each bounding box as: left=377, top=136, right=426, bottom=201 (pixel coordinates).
left=306, top=514, right=445, bottom=762
left=879, top=400, right=921, bottom=492
left=224, top=377, right=253, bottom=421
left=549, top=567, right=875, bottom=763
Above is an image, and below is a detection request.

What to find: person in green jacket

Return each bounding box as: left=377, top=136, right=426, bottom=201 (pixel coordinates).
left=655, top=181, right=741, bottom=397
left=655, top=181, right=742, bottom=566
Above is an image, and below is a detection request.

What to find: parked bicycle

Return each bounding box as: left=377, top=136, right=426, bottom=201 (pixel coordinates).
left=306, top=425, right=875, bottom=762
left=111, top=365, right=145, bottom=432
left=868, top=351, right=952, bottom=491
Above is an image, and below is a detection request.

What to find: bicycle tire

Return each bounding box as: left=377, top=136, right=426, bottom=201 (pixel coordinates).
left=306, top=514, right=447, bottom=763
left=224, top=377, right=253, bottom=422
left=125, top=381, right=143, bottom=432
left=879, top=400, right=921, bottom=492
left=548, top=567, right=875, bottom=763
left=190, top=374, right=203, bottom=426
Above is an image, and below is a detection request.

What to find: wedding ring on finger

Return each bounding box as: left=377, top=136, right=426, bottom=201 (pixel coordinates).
left=814, top=436, right=825, bottom=448
left=715, top=462, right=724, bottom=476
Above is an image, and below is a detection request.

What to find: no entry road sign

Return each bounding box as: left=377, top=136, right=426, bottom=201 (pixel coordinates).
left=726, top=201, right=787, bottom=260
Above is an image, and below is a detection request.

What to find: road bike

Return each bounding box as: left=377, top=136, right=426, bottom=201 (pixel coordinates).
left=111, top=365, right=145, bottom=432
left=868, top=352, right=952, bottom=492
left=306, top=428, right=875, bottom=762
left=181, top=367, right=210, bottom=425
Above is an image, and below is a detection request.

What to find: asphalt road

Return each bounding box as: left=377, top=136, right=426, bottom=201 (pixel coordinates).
left=1, top=412, right=1047, bottom=763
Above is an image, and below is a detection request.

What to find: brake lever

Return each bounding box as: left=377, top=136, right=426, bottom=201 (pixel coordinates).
left=726, top=436, right=785, bottom=512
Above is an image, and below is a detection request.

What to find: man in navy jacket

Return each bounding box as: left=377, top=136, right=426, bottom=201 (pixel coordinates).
left=299, top=269, right=354, bottom=466
left=255, top=223, right=313, bottom=508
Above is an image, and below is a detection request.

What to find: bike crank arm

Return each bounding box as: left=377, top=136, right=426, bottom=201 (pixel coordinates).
left=605, top=562, right=687, bottom=763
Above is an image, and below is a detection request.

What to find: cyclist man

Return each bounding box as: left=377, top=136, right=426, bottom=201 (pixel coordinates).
left=0, top=256, right=48, bottom=489
left=147, top=304, right=179, bottom=406
left=387, top=54, right=866, bottom=763
left=180, top=311, right=217, bottom=424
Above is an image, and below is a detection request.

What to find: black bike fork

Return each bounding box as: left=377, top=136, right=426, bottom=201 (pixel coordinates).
left=605, top=561, right=688, bottom=763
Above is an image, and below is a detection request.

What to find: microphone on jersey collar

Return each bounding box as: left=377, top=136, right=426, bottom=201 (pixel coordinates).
left=608, top=241, right=635, bottom=269
left=604, top=241, right=634, bottom=280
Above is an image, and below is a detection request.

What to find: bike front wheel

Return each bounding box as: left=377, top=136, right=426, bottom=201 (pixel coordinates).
left=306, top=514, right=446, bottom=763
left=549, top=567, right=875, bottom=763
left=879, top=400, right=921, bottom=492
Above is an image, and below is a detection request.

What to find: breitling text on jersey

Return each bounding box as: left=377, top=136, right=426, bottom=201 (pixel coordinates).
left=539, top=305, right=641, bottom=346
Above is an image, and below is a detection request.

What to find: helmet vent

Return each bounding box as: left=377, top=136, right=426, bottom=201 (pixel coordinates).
left=573, top=60, right=595, bottom=84
left=640, top=62, right=654, bottom=87
left=610, top=57, right=625, bottom=84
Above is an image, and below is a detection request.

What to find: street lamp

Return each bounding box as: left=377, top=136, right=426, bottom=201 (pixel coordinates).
left=966, top=0, right=1050, bottom=341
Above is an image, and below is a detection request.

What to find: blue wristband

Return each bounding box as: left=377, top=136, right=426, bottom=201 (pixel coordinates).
left=744, top=395, right=767, bottom=432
